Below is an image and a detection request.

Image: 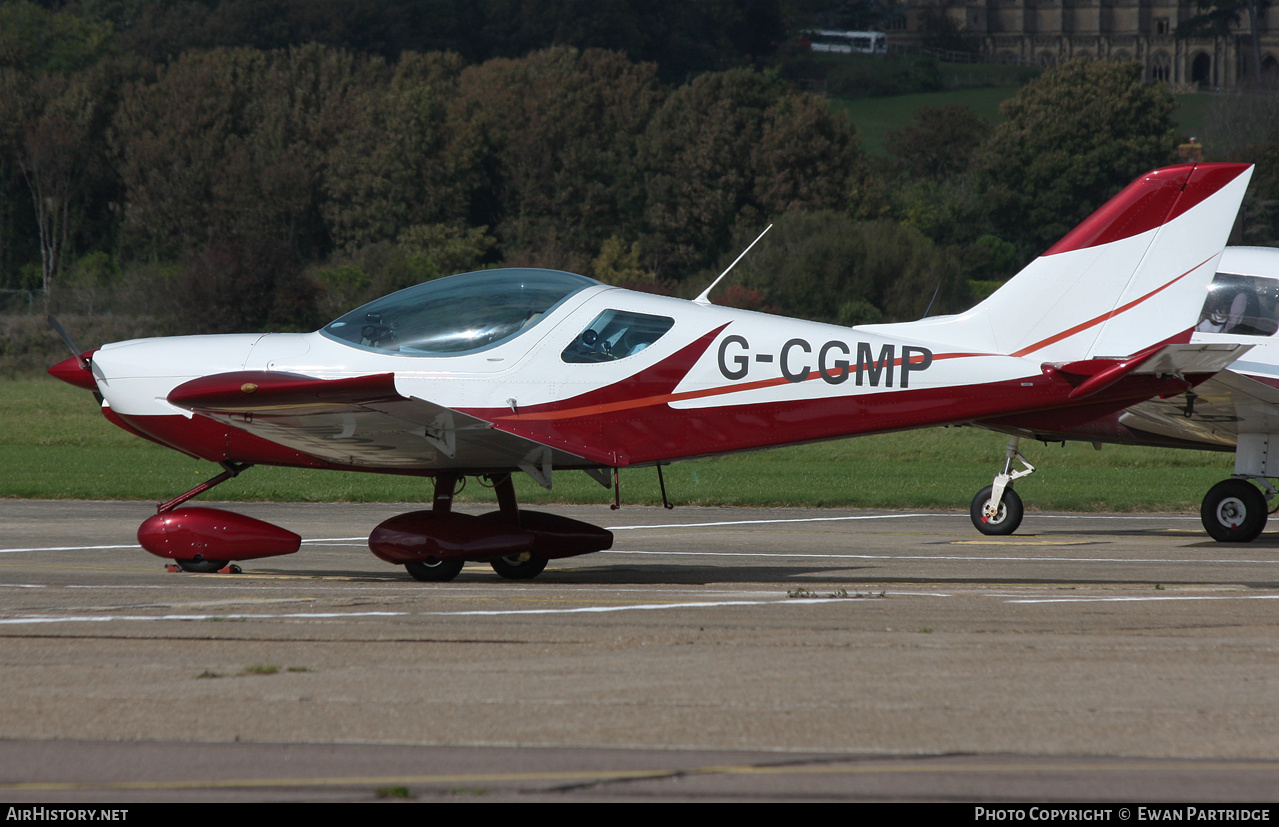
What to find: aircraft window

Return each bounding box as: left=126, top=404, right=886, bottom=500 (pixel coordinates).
left=562, top=310, right=675, bottom=363
left=321, top=268, right=598, bottom=356
left=1196, top=273, right=1279, bottom=337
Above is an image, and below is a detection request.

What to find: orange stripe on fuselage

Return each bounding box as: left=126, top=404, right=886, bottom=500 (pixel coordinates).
left=493, top=350, right=990, bottom=423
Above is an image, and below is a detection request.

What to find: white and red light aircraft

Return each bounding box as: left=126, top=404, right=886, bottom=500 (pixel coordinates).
left=968, top=244, right=1279, bottom=543
left=49, top=163, right=1254, bottom=580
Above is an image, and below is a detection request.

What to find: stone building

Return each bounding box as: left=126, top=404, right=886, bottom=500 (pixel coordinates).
left=897, top=1, right=1279, bottom=88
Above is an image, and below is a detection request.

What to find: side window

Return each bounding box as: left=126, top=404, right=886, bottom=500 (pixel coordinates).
left=562, top=310, right=675, bottom=363
left=1196, top=273, right=1279, bottom=337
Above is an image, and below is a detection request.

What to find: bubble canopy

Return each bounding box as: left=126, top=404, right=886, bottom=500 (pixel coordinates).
left=321, top=268, right=599, bottom=356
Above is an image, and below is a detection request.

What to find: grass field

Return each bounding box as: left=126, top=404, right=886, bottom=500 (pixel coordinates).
left=837, top=88, right=1217, bottom=157
left=1, top=377, right=1233, bottom=513
left=832, top=87, right=1020, bottom=157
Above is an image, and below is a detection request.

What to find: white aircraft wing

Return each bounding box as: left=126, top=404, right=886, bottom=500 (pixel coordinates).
left=1119, top=368, right=1279, bottom=448
left=165, top=370, right=610, bottom=484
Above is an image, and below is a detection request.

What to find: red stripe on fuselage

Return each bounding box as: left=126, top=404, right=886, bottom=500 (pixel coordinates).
left=474, top=370, right=1195, bottom=467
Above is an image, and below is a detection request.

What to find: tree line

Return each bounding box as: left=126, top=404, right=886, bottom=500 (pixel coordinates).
left=5, top=0, right=1265, bottom=374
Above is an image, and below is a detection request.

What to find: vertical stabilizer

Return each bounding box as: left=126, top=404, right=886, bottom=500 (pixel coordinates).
left=866, top=163, right=1253, bottom=363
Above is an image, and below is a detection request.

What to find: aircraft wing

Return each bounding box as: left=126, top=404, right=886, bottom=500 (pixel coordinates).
left=974, top=342, right=1253, bottom=448
left=165, top=370, right=611, bottom=483
left=1118, top=368, right=1279, bottom=448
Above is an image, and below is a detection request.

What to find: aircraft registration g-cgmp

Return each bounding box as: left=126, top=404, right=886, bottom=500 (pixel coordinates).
left=48, top=162, right=1254, bottom=580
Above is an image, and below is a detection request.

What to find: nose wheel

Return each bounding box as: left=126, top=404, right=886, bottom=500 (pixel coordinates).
left=970, top=435, right=1034, bottom=536
left=970, top=485, right=1024, bottom=535
left=1200, top=479, right=1268, bottom=542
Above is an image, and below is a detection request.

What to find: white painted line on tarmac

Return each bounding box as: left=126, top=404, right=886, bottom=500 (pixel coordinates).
left=606, top=549, right=1278, bottom=565
left=0, top=595, right=893, bottom=625
left=1009, top=594, right=1279, bottom=604
left=0, top=611, right=408, bottom=625
left=419, top=597, right=865, bottom=616
left=0, top=544, right=137, bottom=554
left=606, top=514, right=1202, bottom=530
left=605, top=513, right=942, bottom=530
left=0, top=538, right=367, bottom=554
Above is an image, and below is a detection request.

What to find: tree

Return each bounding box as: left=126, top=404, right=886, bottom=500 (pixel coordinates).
left=451, top=47, right=664, bottom=271
left=0, top=2, right=117, bottom=293
left=592, top=236, right=649, bottom=285
left=114, top=45, right=362, bottom=260
left=638, top=67, right=867, bottom=278
left=477, top=0, right=647, bottom=61
left=1200, top=84, right=1279, bottom=156
left=1228, top=141, right=1279, bottom=246
left=1177, top=0, right=1272, bottom=83
left=752, top=92, right=867, bottom=214
left=173, top=235, right=314, bottom=333
left=83, top=0, right=479, bottom=64
left=725, top=211, right=965, bottom=323
left=886, top=104, right=989, bottom=179
left=323, top=51, right=473, bottom=251
left=0, top=1, right=113, bottom=74
left=972, top=59, right=1177, bottom=257
left=0, top=70, right=101, bottom=300
left=782, top=0, right=897, bottom=32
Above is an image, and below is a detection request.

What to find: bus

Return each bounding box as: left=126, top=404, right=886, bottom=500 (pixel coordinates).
left=802, top=30, right=888, bottom=55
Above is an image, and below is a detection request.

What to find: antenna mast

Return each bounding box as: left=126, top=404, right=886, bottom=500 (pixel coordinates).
left=693, top=224, right=773, bottom=306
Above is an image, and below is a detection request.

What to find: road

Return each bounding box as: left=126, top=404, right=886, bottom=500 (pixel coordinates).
left=1, top=500, right=1276, bottom=802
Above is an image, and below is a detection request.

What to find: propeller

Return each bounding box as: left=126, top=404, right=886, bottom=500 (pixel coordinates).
left=46, top=316, right=101, bottom=396
left=47, top=315, right=88, bottom=369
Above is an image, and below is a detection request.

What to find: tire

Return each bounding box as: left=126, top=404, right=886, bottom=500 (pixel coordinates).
left=404, top=558, right=464, bottom=582
left=176, top=559, right=229, bottom=573
left=490, top=554, right=548, bottom=580
left=1200, top=479, right=1267, bottom=543
left=970, top=485, right=1023, bottom=536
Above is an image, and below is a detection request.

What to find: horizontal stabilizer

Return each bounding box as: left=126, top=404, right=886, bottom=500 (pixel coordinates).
left=1051, top=343, right=1250, bottom=401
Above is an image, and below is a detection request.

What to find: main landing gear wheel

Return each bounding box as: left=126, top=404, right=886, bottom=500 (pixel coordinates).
left=490, top=554, right=548, bottom=580
left=1200, top=479, right=1268, bottom=543
left=970, top=485, right=1023, bottom=536
left=404, top=558, right=464, bottom=582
